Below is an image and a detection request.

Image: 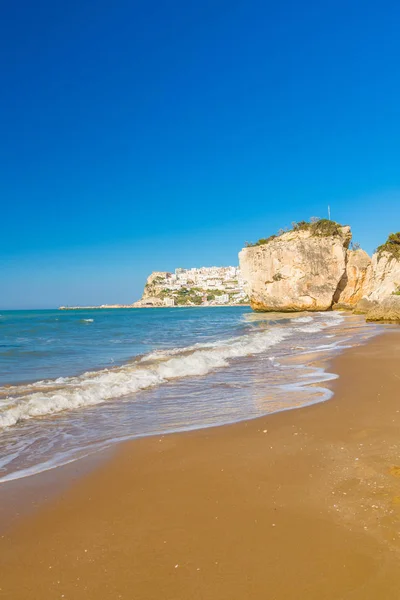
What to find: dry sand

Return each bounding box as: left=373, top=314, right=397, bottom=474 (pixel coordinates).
left=2, top=330, right=400, bottom=599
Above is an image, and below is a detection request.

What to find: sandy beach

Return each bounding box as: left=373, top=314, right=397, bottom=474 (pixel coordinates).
left=2, top=329, right=400, bottom=599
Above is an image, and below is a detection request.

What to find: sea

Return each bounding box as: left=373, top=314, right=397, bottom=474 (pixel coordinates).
left=0, top=307, right=380, bottom=483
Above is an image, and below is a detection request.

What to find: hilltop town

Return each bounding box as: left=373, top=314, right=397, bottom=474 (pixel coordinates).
left=133, top=266, right=248, bottom=307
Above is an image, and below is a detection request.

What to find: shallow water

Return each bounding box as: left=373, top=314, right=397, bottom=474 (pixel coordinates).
left=0, top=307, right=380, bottom=482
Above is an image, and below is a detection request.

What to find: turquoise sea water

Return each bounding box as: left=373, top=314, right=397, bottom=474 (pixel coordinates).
left=0, top=307, right=379, bottom=482
left=0, top=308, right=250, bottom=385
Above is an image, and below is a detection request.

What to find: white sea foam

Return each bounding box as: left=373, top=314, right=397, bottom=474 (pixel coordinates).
left=0, top=327, right=291, bottom=429
left=294, top=316, right=314, bottom=323
left=141, top=337, right=237, bottom=361
left=280, top=367, right=338, bottom=403
left=298, top=324, right=326, bottom=333
left=0, top=312, right=349, bottom=430
left=0, top=311, right=381, bottom=484
left=297, top=312, right=344, bottom=333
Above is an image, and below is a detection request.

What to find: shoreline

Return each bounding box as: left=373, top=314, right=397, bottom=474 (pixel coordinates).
left=2, top=329, right=400, bottom=598
left=58, top=304, right=250, bottom=310
left=0, top=311, right=365, bottom=486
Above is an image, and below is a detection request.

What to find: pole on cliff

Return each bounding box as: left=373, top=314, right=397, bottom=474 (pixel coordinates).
left=328, top=205, right=331, bottom=220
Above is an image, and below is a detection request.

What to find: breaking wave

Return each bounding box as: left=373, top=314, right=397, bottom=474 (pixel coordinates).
left=0, top=312, right=348, bottom=430
left=0, top=327, right=292, bottom=429
left=1, top=309, right=381, bottom=483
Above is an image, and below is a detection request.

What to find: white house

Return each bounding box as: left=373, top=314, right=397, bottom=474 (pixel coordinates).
left=215, top=294, right=230, bottom=304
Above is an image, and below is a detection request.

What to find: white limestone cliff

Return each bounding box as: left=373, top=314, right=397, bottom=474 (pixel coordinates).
left=239, top=224, right=351, bottom=312
left=240, top=222, right=400, bottom=320
left=334, top=249, right=372, bottom=309
left=365, top=252, right=400, bottom=302
left=355, top=236, right=400, bottom=315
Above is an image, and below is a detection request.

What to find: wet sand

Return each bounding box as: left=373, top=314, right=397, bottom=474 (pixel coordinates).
left=2, top=330, right=400, bottom=599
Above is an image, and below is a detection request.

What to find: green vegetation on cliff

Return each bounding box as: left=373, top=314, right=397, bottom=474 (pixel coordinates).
left=174, top=288, right=203, bottom=305
left=291, top=219, right=343, bottom=237
left=245, top=218, right=344, bottom=248
left=245, top=234, right=277, bottom=247
left=377, top=232, right=400, bottom=260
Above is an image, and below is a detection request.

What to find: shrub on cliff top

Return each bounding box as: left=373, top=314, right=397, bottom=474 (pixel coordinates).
left=312, top=218, right=343, bottom=237
left=377, top=232, right=400, bottom=260
left=292, top=219, right=342, bottom=237
left=245, top=235, right=277, bottom=247
left=246, top=218, right=343, bottom=247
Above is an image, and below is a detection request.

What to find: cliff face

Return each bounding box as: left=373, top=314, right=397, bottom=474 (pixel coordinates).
left=239, top=222, right=400, bottom=316
left=365, top=252, right=400, bottom=302
left=133, top=272, right=168, bottom=307
left=239, top=226, right=351, bottom=312
left=334, top=249, right=372, bottom=309
left=353, top=234, right=400, bottom=316
left=141, top=272, right=169, bottom=303
left=353, top=250, right=400, bottom=316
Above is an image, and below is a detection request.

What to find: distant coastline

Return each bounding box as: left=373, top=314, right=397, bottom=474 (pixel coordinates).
left=60, top=265, right=249, bottom=311
left=132, top=265, right=248, bottom=308
left=58, top=304, right=249, bottom=310
left=59, top=305, right=134, bottom=310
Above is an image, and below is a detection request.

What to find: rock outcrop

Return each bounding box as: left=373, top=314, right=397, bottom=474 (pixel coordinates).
left=132, top=272, right=168, bottom=307
left=239, top=223, right=400, bottom=317
left=354, top=235, right=400, bottom=312
left=364, top=251, right=400, bottom=303
left=352, top=232, right=400, bottom=314
left=239, top=223, right=352, bottom=312
left=353, top=297, right=377, bottom=315
left=366, top=295, right=400, bottom=322
left=333, top=249, right=372, bottom=309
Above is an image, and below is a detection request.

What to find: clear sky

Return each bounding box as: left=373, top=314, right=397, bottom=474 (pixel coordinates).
left=1, top=0, right=399, bottom=309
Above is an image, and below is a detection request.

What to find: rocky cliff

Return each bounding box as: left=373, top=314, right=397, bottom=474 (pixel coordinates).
left=354, top=234, right=400, bottom=317
left=239, top=221, right=352, bottom=312
left=135, top=272, right=168, bottom=307
left=364, top=252, right=400, bottom=303
left=240, top=223, right=400, bottom=320
left=334, top=249, right=372, bottom=309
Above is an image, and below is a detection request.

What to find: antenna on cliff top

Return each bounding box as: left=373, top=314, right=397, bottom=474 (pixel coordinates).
left=328, top=205, right=331, bottom=220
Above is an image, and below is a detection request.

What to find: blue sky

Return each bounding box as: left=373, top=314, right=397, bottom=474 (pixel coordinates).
left=1, top=0, right=399, bottom=309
